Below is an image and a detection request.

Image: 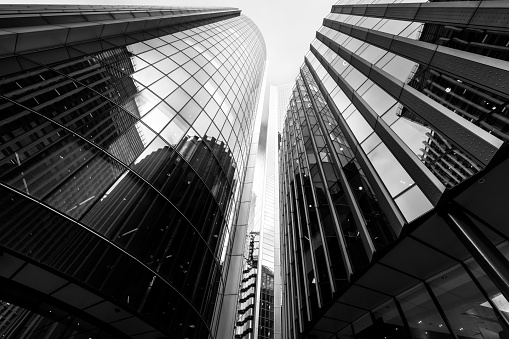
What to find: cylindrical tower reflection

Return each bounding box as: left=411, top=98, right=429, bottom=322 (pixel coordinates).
left=0, top=6, right=266, bottom=339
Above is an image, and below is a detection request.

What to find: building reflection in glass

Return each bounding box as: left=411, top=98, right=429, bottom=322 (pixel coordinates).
left=280, top=1, right=509, bottom=338
left=0, top=12, right=266, bottom=338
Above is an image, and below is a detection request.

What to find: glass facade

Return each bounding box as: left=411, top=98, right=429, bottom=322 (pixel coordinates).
left=234, top=64, right=283, bottom=339
left=0, top=5, right=266, bottom=339
left=279, top=1, right=509, bottom=339
left=273, top=83, right=294, bottom=133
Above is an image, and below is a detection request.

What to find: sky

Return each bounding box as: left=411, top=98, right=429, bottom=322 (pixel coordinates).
left=11, top=0, right=334, bottom=86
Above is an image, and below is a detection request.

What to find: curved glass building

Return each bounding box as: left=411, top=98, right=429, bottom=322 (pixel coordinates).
left=0, top=5, right=265, bottom=339
left=280, top=0, right=509, bottom=338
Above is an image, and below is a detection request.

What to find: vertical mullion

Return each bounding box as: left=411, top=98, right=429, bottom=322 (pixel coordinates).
left=280, top=128, right=292, bottom=339
left=300, top=67, right=376, bottom=260
left=291, top=98, right=337, bottom=296
left=424, top=282, right=459, bottom=339
left=282, top=125, right=305, bottom=333
left=461, top=261, right=509, bottom=332
left=393, top=297, right=413, bottom=339
left=288, top=107, right=325, bottom=308
left=443, top=204, right=509, bottom=306
left=295, top=76, right=353, bottom=283
left=304, top=57, right=406, bottom=236
left=286, top=155, right=314, bottom=319
left=284, top=149, right=307, bottom=327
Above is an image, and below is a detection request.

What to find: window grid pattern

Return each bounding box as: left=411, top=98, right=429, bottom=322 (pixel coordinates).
left=325, top=0, right=507, bottom=182
left=279, top=64, right=399, bottom=338
left=279, top=1, right=509, bottom=339
left=310, top=4, right=499, bottom=220
left=0, top=13, right=265, bottom=339
left=258, top=267, right=275, bottom=339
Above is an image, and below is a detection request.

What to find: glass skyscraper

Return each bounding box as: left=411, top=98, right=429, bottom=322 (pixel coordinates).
left=0, top=5, right=265, bottom=339
left=233, top=66, right=283, bottom=339
left=280, top=0, right=509, bottom=338
left=272, top=83, right=294, bottom=133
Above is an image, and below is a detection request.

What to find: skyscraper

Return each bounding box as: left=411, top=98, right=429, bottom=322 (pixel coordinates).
left=0, top=5, right=265, bottom=339
left=232, top=66, right=283, bottom=339
left=280, top=0, right=509, bottom=338
left=271, top=83, right=294, bottom=133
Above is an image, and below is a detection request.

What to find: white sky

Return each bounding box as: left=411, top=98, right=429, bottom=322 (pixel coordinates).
left=11, top=0, right=334, bottom=86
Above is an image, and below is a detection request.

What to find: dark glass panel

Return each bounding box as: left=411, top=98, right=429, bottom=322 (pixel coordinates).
left=429, top=265, right=506, bottom=337
left=0, top=106, right=130, bottom=221
left=370, top=300, right=407, bottom=338
left=466, top=256, right=509, bottom=325
left=0, top=185, right=208, bottom=337
left=399, top=284, right=451, bottom=338
left=0, top=62, right=143, bottom=159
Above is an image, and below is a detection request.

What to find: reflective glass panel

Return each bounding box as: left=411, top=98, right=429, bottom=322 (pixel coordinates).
left=133, top=66, right=164, bottom=87
left=142, top=107, right=171, bottom=133
left=394, top=185, right=433, bottom=222
left=149, top=76, right=178, bottom=99
left=367, top=143, right=414, bottom=197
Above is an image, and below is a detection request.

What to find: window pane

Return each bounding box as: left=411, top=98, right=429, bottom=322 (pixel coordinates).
left=193, top=111, right=212, bottom=137
left=137, top=49, right=166, bottom=64
left=149, top=76, right=178, bottom=99
left=368, top=143, right=414, bottom=197
left=142, top=106, right=171, bottom=133
left=466, top=255, right=509, bottom=324
left=346, top=109, right=372, bottom=143
left=134, top=89, right=160, bottom=117
left=361, top=132, right=381, bottom=155
left=182, top=60, right=200, bottom=75
left=152, top=101, right=177, bottom=121
left=394, top=185, right=433, bottom=222
left=362, top=84, right=396, bottom=116
left=171, top=51, right=190, bottom=65
left=161, top=118, right=189, bottom=146
left=133, top=66, right=164, bottom=87
left=169, top=67, right=191, bottom=85
left=166, top=88, right=191, bottom=112
left=182, top=77, right=201, bottom=96
left=157, top=44, right=179, bottom=56
left=132, top=136, right=167, bottom=166
left=381, top=104, right=400, bottom=126
left=429, top=265, right=505, bottom=337
left=180, top=99, right=202, bottom=125
left=193, top=88, right=211, bottom=108
left=128, top=42, right=151, bottom=54
left=143, top=38, right=166, bottom=48
left=399, top=284, right=451, bottom=338
left=381, top=55, right=417, bottom=83
left=373, top=299, right=406, bottom=334
left=358, top=44, right=387, bottom=64
left=343, top=67, right=367, bottom=90
left=131, top=56, right=149, bottom=71
left=331, top=88, right=351, bottom=113
left=390, top=118, right=431, bottom=158
left=377, top=19, right=410, bottom=36
left=153, top=58, right=178, bottom=74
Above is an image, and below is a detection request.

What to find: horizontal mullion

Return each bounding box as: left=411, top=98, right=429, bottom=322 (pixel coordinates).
left=331, top=2, right=509, bottom=33
left=316, top=31, right=502, bottom=167
left=309, top=44, right=445, bottom=205
left=323, top=18, right=509, bottom=101
left=0, top=9, right=241, bottom=59
left=304, top=56, right=406, bottom=236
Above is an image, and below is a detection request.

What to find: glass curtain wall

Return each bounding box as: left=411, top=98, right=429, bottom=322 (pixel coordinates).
left=279, top=0, right=509, bottom=338
left=0, top=12, right=266, bottom=339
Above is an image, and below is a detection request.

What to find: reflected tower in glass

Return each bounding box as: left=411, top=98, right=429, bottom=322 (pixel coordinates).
left=280, top=1, right=509, bottom=338
left=232, top=63, right=282, bottom=339
left=0, top=5, right=265, bottom=339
